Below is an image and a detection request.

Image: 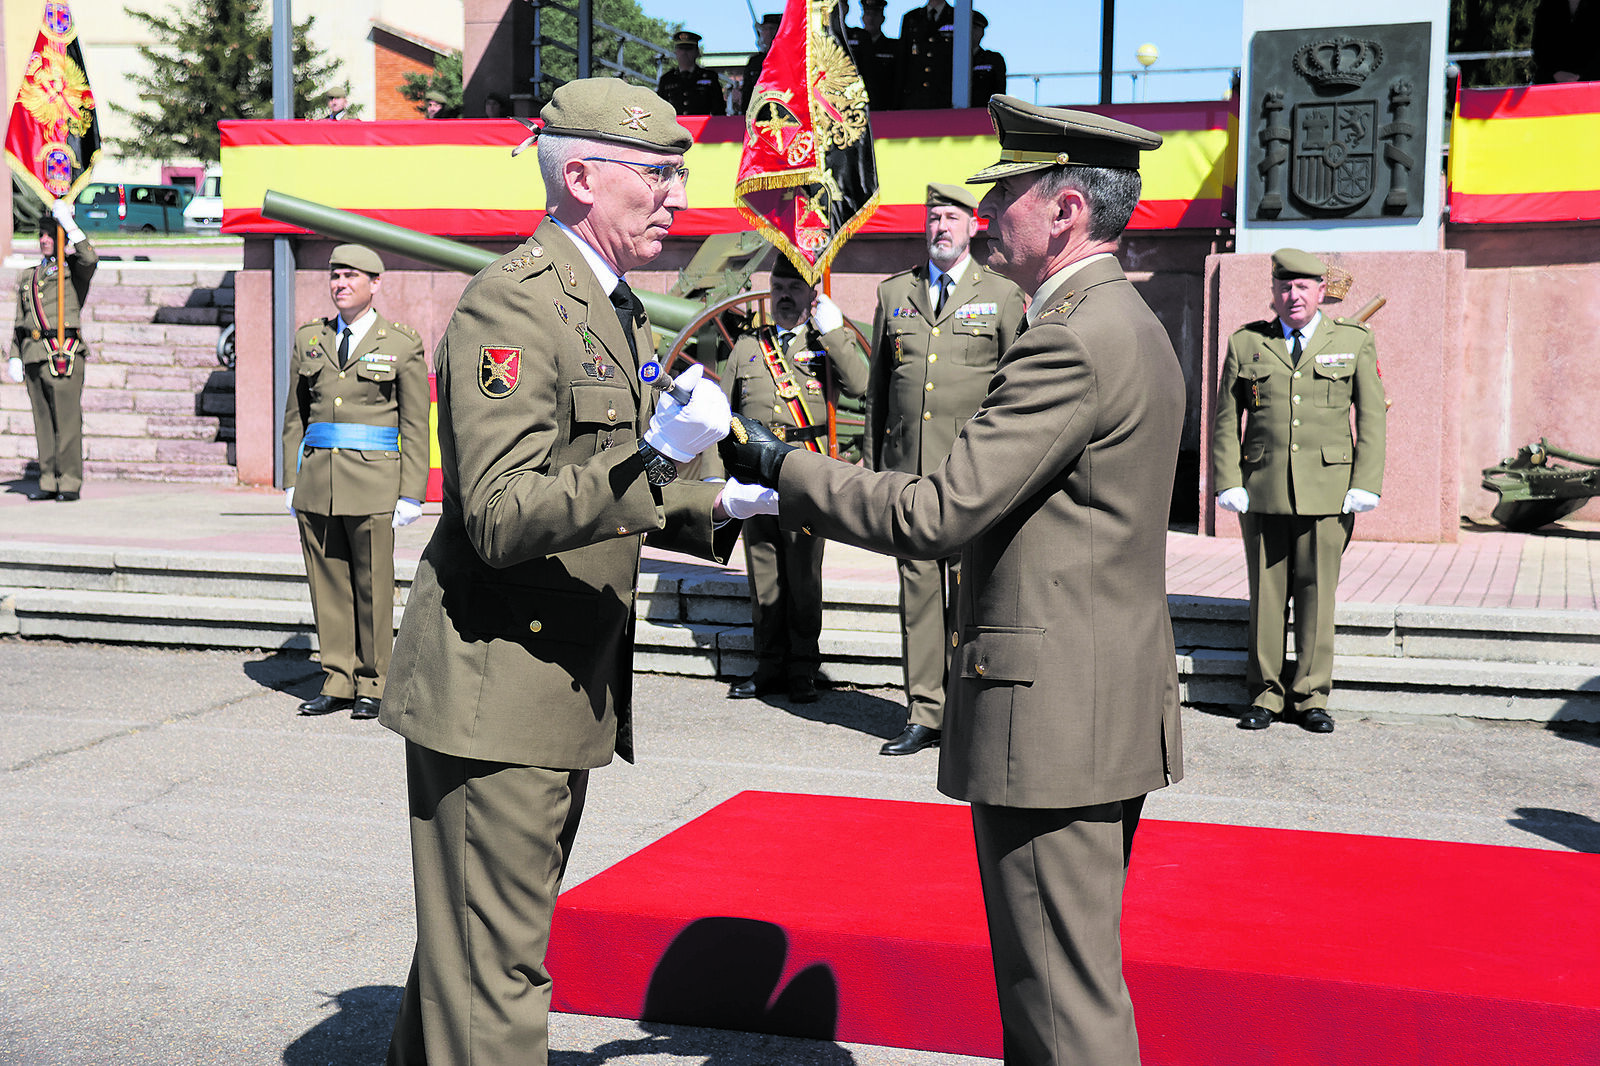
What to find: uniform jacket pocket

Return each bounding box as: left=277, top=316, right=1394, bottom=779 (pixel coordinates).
left=958, top=626, right=1044, bottom=683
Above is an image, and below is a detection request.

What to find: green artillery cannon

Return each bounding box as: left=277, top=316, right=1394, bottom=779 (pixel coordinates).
left=260, top=190, right=869, bottom=459
left=1481, top=438, right=1600, bottom=531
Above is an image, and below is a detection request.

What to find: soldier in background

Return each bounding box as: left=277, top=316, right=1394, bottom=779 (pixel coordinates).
left=738, top=13, right=783, bottom=113
left=897, top=0, right=956, bottom=109
left=969, top=12, right=1008, bottom=106
left=850, top=0, right=900, bottom=111
left=658, top=30, right=726, bottom=116
left=282, top=244, right=429, bottom=721
left=1212, top=249, right=1387, bottom=734
left=8, top=200, right=96, bottom=502
left=324, top=83, right=354, bottom=121
left=866, top=183, right=1025, bottom=755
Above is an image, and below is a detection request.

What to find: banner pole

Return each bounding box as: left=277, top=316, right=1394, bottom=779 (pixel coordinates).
left=56, top=222, right=66, bottom=353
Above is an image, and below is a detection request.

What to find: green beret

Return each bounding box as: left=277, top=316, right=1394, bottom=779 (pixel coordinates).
left=673, top=30, right=702, bottom=46
left=329, top=244, right=384, bottom=276
left=538, top=77, right=693, bottom=154
left=927, top=182, right=978, bottom=213
left=1271, top=248, right=1328, bottom=280
left=325, top=82, right=350, bottom=98
left=968, top=95, right=1162, bottom=184
left=770, top=253, right=807, bottom=281
left=425, top=89, right=449, bottom=105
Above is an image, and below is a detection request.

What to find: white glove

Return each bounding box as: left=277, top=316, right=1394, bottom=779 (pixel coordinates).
left=392, top=497, right=423, bottom=528
left=1342, top=488, right=1379, bottom=514
left=1216, top=487, right=1249, bottom=514
left=6, top=356, right=22, bottom=383
left=644, top=362, right=732, bottom=462
left=49, top=199, right=85, bottom=245
left=810, top=293, right=845, bottom=334
left=719, top=478, right=780, bottom=519
left=284, top=487, right=296, bottom=515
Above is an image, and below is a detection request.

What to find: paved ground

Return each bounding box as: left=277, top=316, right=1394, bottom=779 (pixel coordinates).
left=2, top=639, right=1596, bottom=1065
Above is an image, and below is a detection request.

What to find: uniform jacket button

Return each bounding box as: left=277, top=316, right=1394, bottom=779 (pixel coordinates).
left=529, top=620, right=543, bottom=633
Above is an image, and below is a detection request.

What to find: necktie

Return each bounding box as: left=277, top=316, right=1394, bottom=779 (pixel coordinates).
left=779, top=330, right=795, bottom=352
left=611, top=279, right=639, bottom=359
left=1290, top=329, right=1303, bottom=363
left=337, top=328, right=351, bottom=367
left=934, top=274, right=951, bottom=316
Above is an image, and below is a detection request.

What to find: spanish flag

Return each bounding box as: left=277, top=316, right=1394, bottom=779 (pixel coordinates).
left=1449, top=82, right=1600, bottom=224
left=5, top=1, right=101, bottom=204
left=734, top=0, right=879, bottom=283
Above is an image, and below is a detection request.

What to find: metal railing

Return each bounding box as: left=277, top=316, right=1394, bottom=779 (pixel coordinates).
left=529, top=0, right=670, bottom=95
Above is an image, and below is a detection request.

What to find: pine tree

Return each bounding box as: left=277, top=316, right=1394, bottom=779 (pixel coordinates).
left=1450, top=0, right=1539, bottom=87
left=533, top=0, right=680, bottom=99
left=110, top=0, right=346, bottom=163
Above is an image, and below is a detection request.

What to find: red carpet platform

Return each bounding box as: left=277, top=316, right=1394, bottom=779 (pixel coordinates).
left=548, top=791, right=1600, bottom=1063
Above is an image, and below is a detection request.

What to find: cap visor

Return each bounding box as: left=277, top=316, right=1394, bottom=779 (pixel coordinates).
left=966, top=159, right=1052, bottom=185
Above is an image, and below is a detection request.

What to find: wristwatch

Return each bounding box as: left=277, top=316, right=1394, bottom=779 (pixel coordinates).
left=636, top=439, right=678, bottom=487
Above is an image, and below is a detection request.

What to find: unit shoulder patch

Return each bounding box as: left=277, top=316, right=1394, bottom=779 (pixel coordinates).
left=480, top=345, right=522, bottom=398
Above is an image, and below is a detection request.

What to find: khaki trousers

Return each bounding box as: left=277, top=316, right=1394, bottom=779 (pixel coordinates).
left=1241, top=511, right=1354, bottom=713
left=971, top=796, right=1146, bottom=1066
left=388, top=743, right=589, bottom=1066
left=897, top=554, right=960, bottom=729
left=741, top=514, right=826, bottom=679
left=297, top=510, right=395, bottom=699
left=24, top=357, right=85, bottom=494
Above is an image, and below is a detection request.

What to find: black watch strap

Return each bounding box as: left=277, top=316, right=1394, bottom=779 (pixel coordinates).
left=637, top=439, right=678, bottom=487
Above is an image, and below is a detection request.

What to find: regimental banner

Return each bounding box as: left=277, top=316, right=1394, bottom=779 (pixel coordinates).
left=733, top=0, right=878, bottom=283
left=5, top=1, right=102, bottom=204
left=220, top=103, right=1238, bottom=237
left=1449, top=82, right=1600, bottom=224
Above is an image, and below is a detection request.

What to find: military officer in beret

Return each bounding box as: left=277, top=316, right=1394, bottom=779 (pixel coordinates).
left=848, top=0, right=900, bottom=110
left=379, top=78, right=758, bottom=1066
left=1212, top=249, right=1387, bottom=733
left=720, top=96, right=1185, bottom=1066
left=897, top=0, right=956, bottom=109
left=282, top=244, right=428, bottom=721
left=658, top=30, right=726, bottom=116
left=869, top=181, right=1025, bottom=756
left=713, top=254, right=868, bottom=704
left=9, top=200, right=97, bottom=502
left=739, top=13, right=784, bottom=112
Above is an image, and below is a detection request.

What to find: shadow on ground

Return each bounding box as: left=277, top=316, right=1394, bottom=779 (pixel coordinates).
left=243, top=649, right=323, bottom=700
left=283, top=984, right=401, bottom=1066
left=1507, top=807, right=1600, bottom=854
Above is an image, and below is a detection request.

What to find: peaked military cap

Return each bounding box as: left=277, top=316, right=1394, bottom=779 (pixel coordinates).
left=1271, top=248, right=1328, bottom=280
left=861, top=0, right=886, bottom=7
left=967, top=95, right=1162, bottom=184
left=760, top=13, right=783, bottom=27
left=537, top=77, right=693, bottom=153
left=672, top=30, right=702, bottom=46
left=973, top=11, right=988, bottom=29
left=927, top=182, right=979, bottom=213
left=329, top=244, right=384, bottom=276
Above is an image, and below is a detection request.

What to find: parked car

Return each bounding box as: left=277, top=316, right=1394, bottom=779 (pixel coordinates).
left=182, top=167, right=222, bottom=234
left=73, top=182, right=193, bottom=233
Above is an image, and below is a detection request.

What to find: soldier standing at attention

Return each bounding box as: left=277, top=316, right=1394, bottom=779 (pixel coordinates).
left=897, top=0, right=956, bottom=109
left=719, top=254, right=869, bottom=704
left=282, top=244, right=429, bottom=721
left=739, top=13, right=783, bottom=113
left=657, top=30, right=726, bottom=116
left=850, top=0, right=900, bottom=111
left=1211, top=248, right=1387, bottom=733
left=969, top=12, right=1008, bottom=106
left=868, top=182, right=1025, bottom=755
left=9, top=200, right=97, bottom=502
left=379, top=79, right=756, bottom=1065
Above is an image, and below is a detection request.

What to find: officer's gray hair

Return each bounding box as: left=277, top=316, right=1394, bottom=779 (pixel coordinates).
left=1036, top=165, right=1142, bottom=243
left=537, top=134, right=610, bottom=200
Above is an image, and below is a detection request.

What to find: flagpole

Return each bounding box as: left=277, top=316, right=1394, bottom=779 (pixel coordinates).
left=56, top=222, right=66, bottom=353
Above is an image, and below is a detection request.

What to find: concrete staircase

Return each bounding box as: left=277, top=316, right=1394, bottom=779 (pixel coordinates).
left=0, top=265, right=236, bottom=484
left=2, top=541, right=1597, bottom=724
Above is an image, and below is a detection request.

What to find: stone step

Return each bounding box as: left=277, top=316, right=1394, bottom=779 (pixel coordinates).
left=80, top=459, right=237, bottom=482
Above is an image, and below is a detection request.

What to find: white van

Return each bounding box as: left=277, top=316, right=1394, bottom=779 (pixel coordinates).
left=183, top=166, right=223, bottom=233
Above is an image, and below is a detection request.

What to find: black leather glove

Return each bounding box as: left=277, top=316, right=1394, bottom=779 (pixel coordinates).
left=718, top=413, right=796, bottom=489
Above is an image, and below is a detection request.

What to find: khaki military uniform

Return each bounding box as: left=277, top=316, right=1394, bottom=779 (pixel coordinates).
left=281, top=311, right=429, bottom=701
left=777, top=257, right=1185, bottom=1065
left=381, top=220, right=739, bottom=1065
left=867, top=260, right=1025, bottom=730
left=657, top=65, right=724, bottom=115
left=719, top=322, right=868, bottom=682
left=1211, top=314, right=1387, bottom=714
left=896, top=3, right=955, bottom=109
left=12, top=239, right=97, bottom=495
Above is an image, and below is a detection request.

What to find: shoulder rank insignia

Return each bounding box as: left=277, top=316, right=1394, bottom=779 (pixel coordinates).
left=480, top=345, right=522, bottom=398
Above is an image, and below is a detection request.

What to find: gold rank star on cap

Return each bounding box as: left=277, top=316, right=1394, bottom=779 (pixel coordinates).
left=967, top=95, right=1163, bottom=184
left=534, top=77, right=694, bottom=153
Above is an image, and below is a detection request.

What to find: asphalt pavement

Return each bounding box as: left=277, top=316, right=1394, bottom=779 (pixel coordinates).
left=1, top=639, right=1597, bottom=1066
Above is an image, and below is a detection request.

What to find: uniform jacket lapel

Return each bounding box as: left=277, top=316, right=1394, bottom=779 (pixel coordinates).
left=537, top=219, right=642, bottom=403
left=1269, top=321, right=1297, bottom=370
left=906, top=263, right=933, bottom=322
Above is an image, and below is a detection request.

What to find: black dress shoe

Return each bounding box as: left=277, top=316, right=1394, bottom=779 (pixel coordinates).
left=55, top=491, right=79, bottom=502
left=26, top=488, right=56, bottom=501
left=787, top=676, right=818, bottom=703
left=880, top=723, right=942, bottom=755
left=350, top=696, right=381, bottom=720
left=1298, top=708, right=1335, bottom=733
left=297, top=694, right=352, bottom=716
left=728, top=673, right=782, bottom=699
left=1237, top=706, right=1273, bottom=730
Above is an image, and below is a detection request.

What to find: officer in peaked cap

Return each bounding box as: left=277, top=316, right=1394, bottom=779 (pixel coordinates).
left=282, top=242, right=428, bottom=722
left=381, top=78, right=743, bottom=1065
left=718, top=93, right=1184, bottom=1065
left=968, top=11, right=1008, bottom=107
left=868, top=180, right=1025, bottom=758
left=658, top=28, right=726, bottom=116
left=1212, top=247, right=1387, bottom=735
left=850, top=0, right=899, bottom=110
left=740, top=13, right=784, bottom=111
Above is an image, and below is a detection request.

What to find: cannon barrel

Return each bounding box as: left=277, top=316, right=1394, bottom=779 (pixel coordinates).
left=260, top=190, right=699, bottom=334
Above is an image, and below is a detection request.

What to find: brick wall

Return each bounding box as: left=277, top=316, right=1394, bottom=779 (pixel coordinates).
left=374, top=38, right=438, bottom=121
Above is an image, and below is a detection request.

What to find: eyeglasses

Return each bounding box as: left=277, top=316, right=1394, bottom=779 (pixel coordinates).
left=582, top=156, right=691, bottom=192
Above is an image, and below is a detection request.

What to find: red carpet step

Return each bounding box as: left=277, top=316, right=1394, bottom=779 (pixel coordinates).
left=547, top=791, right=1600, bottom=1064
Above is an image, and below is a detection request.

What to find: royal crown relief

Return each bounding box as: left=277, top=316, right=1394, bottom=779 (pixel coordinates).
left=1247, top=24, right=1428, bottom=223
